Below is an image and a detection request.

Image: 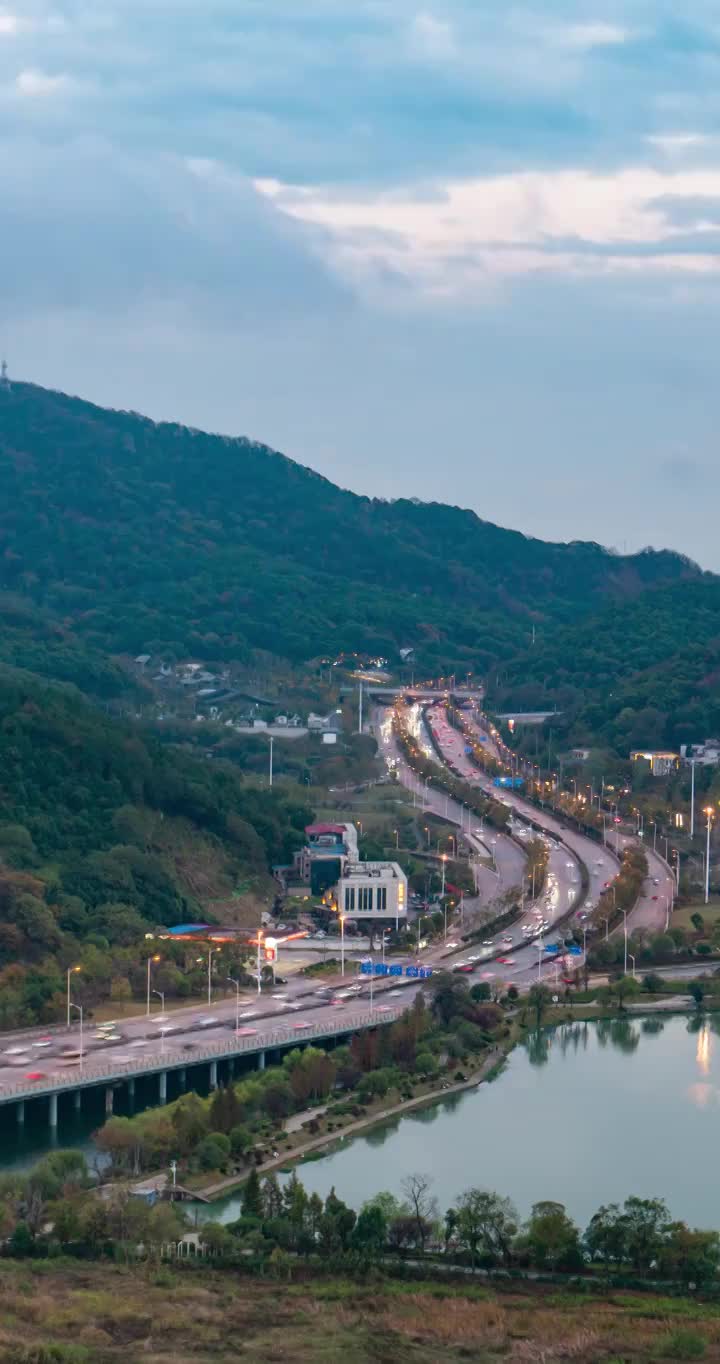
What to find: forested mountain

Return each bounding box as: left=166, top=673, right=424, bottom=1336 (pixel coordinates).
left=497, top=579, right=720, bottom=752
left=0, top=665, right=310, bottom=1024
left=0, top=382, right=705, bottom=684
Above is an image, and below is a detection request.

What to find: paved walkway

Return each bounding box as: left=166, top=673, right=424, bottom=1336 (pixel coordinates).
left=200, top=1047, right=505, bottom=1200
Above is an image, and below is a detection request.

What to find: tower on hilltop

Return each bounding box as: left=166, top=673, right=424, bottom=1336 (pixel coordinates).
left=0, top=360, right=9, bottom=391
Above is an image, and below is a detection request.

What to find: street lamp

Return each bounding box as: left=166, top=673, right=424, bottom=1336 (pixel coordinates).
left=441, top=853, right=447, bottom=900
left=146, top=954, right=161, bottom=1017
left=705, top=807, right=714, bottom=905
left=66, top=965, right=81, bottom=1027
left=628, top=952, right=636, bottom=980
left=69, top=1002, right=83, bottom=1070
left=340, top=913, right=346, bottom=977
left=152, top=988, right=165, bottom=1015
left=197, top=947, right=220, bottom=1005
left=256, top=929, right=264, bottom=994
left=228, top=976, right=241, bottom=1033
left=621, top=909, right=628, bottom=975
left=393, top=829, right=399, bottom=849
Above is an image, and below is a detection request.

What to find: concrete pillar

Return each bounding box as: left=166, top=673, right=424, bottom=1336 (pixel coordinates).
left=16, top=1100, right=25, bottom=1124
left=73, top=1090, right=82, bottom=1112
left=209, top=1060, right=218, bottom=1090
left=258, top=1050, right=266, bottom=1072
left=127, top=1077, right=135, bottom=1103
left=105, top=1087, right=114, bottom=1116
left=158, top=1071, right=167, bottom=1103
left=48, top=1093, right=58, bottom=1128
left=178, top=1068, right=186, bottom=1088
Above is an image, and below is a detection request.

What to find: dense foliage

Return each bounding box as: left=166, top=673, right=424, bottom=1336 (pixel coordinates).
left=0, top=667, right=310, bottom=1024
left=0, top=383, right=706, bottom=687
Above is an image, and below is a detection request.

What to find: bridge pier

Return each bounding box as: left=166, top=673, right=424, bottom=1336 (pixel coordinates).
left=73, top=1089, right=82, bottom=1113
left=105, top=1087, right=114, bottom=1116
left=127, top=1077, right=135, bottom=1104
left=159, top=1071, right=167, bottom=1104
left=209, top=1060, right=218, bottom=1090
left=48, top=1093, right=58, bottom=1128
left=178, top=1068, right=186, bottom=1089
left=16, top=1100, right=24, bottom=1125
left=257, top=1050, right=266, bottom=1072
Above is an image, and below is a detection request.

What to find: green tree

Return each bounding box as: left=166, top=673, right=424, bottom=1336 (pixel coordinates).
left=528, top=983, right=552, bottom=1027
left=242, top=1166, right=264, bottom=1219
left=453, top=1188, right=518, bottom=1266
left=524, top=1200, right=583, bottom=1270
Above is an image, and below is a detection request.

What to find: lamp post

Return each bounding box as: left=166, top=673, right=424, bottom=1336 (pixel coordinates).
left=66, top=965, right=81, bottom=1028
left=621, top=909, right=628, bottom=975
left=690, top=759, right=696, bottom=838
left=205, top=947, right=220, bottom=1005
left=228, top=976, right=241, bottom=1034
left=601, top=917, right=610, bottom=942
left=256, top=929, right=264, bottom=994
left=441, top=854, right=447, bottom=900
left=705, top=807, right=714, bottom=905
left=393, top=829, right=399, bottom=849
left=340, top=913, right=346, bottom=977
left=628, top=952, right=636, bottom=980
left=146, top=954, right=160, bottom=1017
left=651, top=820, right=657, bottom=852
left=69, top=1002, right=83, bottom=1071
left=268, top=735, right=274, bottom=788
left=665, top=894, right=671, bottom=931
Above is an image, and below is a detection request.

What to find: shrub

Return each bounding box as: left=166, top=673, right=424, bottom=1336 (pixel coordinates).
left=196, top=1133, right=231, bottom=1171
left=664, top=1328, right=707, bottom=1359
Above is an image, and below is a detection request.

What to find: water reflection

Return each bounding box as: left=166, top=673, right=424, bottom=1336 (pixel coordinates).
left=696, top=1022, right=712, bottom=1075
left=526, top=1030, right=550, bottom=1067
left=202, top=1015, right=720, bottom=1230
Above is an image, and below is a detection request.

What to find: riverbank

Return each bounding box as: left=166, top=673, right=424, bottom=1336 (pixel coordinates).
left=197, top=1043, right=509, bottom=1201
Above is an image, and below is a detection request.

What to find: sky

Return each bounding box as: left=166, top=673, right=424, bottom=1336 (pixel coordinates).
left=1, top=1, right=720, bottom=566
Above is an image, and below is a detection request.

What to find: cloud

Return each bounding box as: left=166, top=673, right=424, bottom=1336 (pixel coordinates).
left=0, top=139, right=348, bottom=322
left=14, top=67, right=74, bottom=96
left=0, top=11, right=20, bottom=35
left=409, top=12, right=457, bottom=61
left=556, top=22, right=630, bottom=50
left=257, top=164, right=720, bottom=301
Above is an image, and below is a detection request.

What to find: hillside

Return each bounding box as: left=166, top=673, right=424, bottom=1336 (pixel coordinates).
left=496, top=578, right=720, bottom=751
left=0, top=381, right=705, bottom=685
left=0, top=666, right=310, bottom=1025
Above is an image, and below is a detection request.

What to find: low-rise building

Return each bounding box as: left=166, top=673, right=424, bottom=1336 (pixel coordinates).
left=336, top=860, right=408, bottom=928
left=681, top=740, right=720, bottom=767
left=630, top=749, right=680, bottom=777
left=295, top=822, right=359, bottom=893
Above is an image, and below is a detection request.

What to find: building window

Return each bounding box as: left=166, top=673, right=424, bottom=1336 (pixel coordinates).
left=358, top=885, right=373, bottom=912
left=344, top=887, right=355, bottom=912
left=377, top=886, right=387, bottom=912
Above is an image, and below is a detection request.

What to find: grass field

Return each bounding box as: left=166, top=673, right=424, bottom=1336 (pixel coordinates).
left=2, top=1261, right=720, bottom=1362
left=673, top=897, right=720, bottom=931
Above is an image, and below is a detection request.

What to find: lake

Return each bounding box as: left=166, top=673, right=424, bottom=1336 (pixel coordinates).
left=207, top=1013, right=720, bottom=1228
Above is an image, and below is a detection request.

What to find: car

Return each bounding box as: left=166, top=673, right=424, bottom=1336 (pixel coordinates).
left=196, top=1016, right=220, bottom=1027
left=503, top=958, right=517, bottom=966
left=128, top=1039, right=147, bottom=1048
left=446, top=940, right=459, bottom=949
left=482, top=939, right=494, bottom=946
left=292, top=1021, right=312, bottom=1029
left=651, top=894, right=659, bottom=901
left=468, top=954, right=481, bottom=962
left=240, top=1010, right=257, bottom=1018
left=453, top=964, right=473, bottom=974
left=25, top=1071, right=46, bottom=1081
left=236, top=1027, right=257, bottom=1036
left=5, top=1045, right=28, bottom=1055
left=330, top=998, right=346, bottom=1006
left=653, top=879, right=660, bottom=886
left=7, top=1056, right=31, bottom=1066
left=497, top=957, right=510, bottom=965
left=315, top=931, right=327, bottom=939
left=375, top=1005, right=391, bottom=1013
left=562, top=976, right=575, bottom=985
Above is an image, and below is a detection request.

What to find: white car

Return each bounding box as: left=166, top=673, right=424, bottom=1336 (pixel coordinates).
left=482, top=939, right=494, bottom=947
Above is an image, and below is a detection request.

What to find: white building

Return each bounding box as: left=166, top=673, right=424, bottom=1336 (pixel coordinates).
left=337, top=860, right=407, bottom=927
left=681, top=741, right=720, bottom=768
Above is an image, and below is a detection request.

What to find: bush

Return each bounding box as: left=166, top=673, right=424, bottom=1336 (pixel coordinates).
left=414, top=1050, right=437, bottom=1076
left=196, top=1133, right=231, bottom=1171
left=664, top=1328, right=707, bottom=1359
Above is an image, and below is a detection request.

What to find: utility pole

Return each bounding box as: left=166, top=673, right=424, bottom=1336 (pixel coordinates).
left=358, top=681, right=364, bottom=735
left=690, top=760, right=696, bottom=838
left=268, top=735, right=274, bottom=788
